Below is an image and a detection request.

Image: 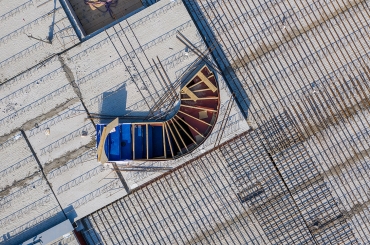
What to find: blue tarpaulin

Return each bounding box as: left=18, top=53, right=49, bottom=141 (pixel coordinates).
left=152, top=126, right=164, bottom=157
left=108, top=126, right=120, bottom=160
left=97, top=123, right=172, bottom=160
left=120, top=124, right=132, bottom=160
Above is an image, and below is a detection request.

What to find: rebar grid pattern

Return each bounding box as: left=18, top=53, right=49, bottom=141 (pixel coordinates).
left=81, top=133, right=274, bottom=245
left=80, top=112, right=368, bottom=244
left=181, top=0, right=370, bottom=243
left=79, top=0, right=370, bottom=243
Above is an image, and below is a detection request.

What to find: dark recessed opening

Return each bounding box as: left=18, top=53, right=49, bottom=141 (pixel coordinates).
left=66, top=0, right=143, bottom=35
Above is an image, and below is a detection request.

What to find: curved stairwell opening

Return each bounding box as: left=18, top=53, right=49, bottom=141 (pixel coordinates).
left=96, top=65, right=220, bottom=163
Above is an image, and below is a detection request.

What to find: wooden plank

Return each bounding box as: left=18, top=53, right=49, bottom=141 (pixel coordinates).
left=181, top=97, right=218, bottom=101
left=162, top=124, right=166, bottom=158
left=172, top=119, right=197, bottom=145
left=188, top=81, right=203, bottom=89
left=178, top=110, right=212, bottom=126
left=97, top=118, right=119, bottom=164
left=192, top=88, right=212, bottom=92
left=97, top=127, right=107, bottom=163
left=170, top=119, right=188, bottom=151
left=181, top=88, right=212, bottom=94
left=132, top=125, right=135, bottom=160
left=146, top=124, right=149, bottom=160
left=197, top=71, right=217, bottom=92
left=165, top=122, right=182, bottom=155
left=175, top=115, right=204, bottom=138
left=181, top=86, right=198, bottom=101
left=187, top=65, right=216, bottom=90
left=180, top=104, right=217, bottom=112
left=164, top=124, right=174, bottom=158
